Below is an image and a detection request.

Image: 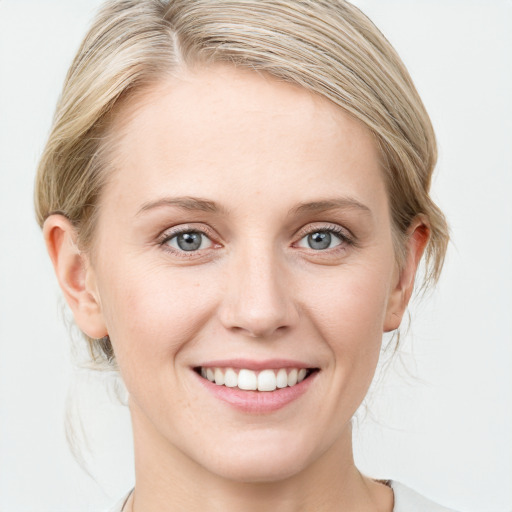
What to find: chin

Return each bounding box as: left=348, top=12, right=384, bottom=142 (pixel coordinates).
left=189, top=429, right=320, bottom=483
left=208, top=455, right=311, bottom=484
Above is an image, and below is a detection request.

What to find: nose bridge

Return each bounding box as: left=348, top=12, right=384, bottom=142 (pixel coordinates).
left=219, top=238, right=298, bottom=337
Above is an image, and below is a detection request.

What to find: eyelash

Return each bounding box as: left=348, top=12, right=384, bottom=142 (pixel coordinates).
left=157, top=225, right=219, bottom=258
left=294, top=224, right=354, bottom=251
left=157, top=223, right=354, bottom=258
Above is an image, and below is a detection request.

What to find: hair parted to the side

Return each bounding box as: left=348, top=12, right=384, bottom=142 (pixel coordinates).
left=35, top=0, right=449, bottom=367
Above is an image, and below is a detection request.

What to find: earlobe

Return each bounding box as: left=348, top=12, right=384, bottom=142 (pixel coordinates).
left=43, top=215, right=107, bottom=339
left=384, top=217, right=430, bottom=332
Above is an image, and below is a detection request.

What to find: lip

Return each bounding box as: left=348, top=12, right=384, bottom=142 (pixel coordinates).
left=192, top=359, right=319, bottom=414
left=197, top=358, right=315, bottom=371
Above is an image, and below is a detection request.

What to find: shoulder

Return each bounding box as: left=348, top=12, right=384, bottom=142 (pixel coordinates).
left=391, top=481, right=460, bottom=512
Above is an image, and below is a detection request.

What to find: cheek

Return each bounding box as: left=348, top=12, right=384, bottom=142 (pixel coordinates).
left=98, top=262, right=221, bottom=377
left=303, top=263, right=392, bottom=363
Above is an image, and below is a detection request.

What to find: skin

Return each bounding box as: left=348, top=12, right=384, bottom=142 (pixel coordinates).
left=44, top=64, right=428, bottom=511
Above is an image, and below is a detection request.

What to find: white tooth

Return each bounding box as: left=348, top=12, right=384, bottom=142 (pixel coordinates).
left=287, top=368, right=298, bottom=386
left=206, top=368, right=215, bottom=382
left=258, top=369, right=277, bottom=391
left=224, top=368, right=238, bottom=388
left=238, top=369, right=257, bottom=390
left=201, top=367, right=207, bottom=379
left=297, top=368, right=307, bottom=383
left=276, top=368, right=288, bottom=388
left=214, top=368, right=225, bottom=385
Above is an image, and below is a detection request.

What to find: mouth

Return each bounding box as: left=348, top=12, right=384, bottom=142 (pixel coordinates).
left=193, top=366, right=320, bottom=392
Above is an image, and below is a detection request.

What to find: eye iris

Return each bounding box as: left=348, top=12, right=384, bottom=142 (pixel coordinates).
left=308, top=231, right=331, bottom=250
left=177, top=232, right=202, bottom=251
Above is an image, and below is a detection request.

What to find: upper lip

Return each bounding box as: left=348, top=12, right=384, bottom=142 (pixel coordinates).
left=195, top=358, right=318, bottom=371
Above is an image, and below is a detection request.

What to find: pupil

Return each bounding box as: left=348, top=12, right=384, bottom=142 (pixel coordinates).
left=177, top=232, right=202, bottom=251
left=308, top=232, right=331, bottom=250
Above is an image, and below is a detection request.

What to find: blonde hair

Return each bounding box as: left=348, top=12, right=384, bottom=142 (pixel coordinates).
left=35, top=0, right=449, bottom=365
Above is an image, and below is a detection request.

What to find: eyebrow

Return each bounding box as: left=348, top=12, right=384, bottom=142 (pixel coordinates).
left=136, top=196, right=371, bottom=218
left=288, top=198, right=372, bottom=217
left=137, top=196, right=228, bottom=216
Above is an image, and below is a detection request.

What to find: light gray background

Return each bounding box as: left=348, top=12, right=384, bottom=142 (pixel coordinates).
left=1, top=1, right=511, bottom=511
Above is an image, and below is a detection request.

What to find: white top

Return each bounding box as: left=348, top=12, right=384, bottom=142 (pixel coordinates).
left=107, top=481, right=459, bottom=511
left=390, top=481, right=458, bottom=512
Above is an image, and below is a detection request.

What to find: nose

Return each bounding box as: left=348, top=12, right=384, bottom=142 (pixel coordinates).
left=218, top=245, right=300, bottom=338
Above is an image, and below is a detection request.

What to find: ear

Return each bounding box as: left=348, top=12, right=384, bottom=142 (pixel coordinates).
left=43, top=215, right=107, bottom=339
left=384, top=216, right=430, bottom=332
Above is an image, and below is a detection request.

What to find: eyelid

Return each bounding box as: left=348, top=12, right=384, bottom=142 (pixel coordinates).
left=157, top=224, right=222, bottom=256
left=154, top=222, right=355, bottom=258
left=293, top=222, right=354, bottom=245
left=167, top=231, right=213, bottom=252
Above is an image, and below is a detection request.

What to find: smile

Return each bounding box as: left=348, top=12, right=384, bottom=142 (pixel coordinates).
left=196, top=366, right=318, bottom=392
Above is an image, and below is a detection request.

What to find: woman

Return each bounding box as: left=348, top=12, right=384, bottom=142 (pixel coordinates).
left=35, top=1, right=456, bottom=510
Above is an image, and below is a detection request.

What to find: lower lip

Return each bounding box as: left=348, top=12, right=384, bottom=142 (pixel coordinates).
left=194, top=370, right=318, bottom=413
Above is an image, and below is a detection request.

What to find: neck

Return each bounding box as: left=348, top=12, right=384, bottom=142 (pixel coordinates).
left=127, top=405, right=392, bottom=512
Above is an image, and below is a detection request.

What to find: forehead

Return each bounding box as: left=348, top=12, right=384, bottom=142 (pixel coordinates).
left=104, top=64, right=387, bottom=217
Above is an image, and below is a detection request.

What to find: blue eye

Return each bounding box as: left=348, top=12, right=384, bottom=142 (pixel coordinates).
left=297, top=230, right=344, bottom=250
left=165, top=231, right=213, bottom=252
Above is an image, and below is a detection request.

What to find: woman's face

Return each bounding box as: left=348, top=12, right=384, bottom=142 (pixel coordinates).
left=82, top=65, right=411, bottom=482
